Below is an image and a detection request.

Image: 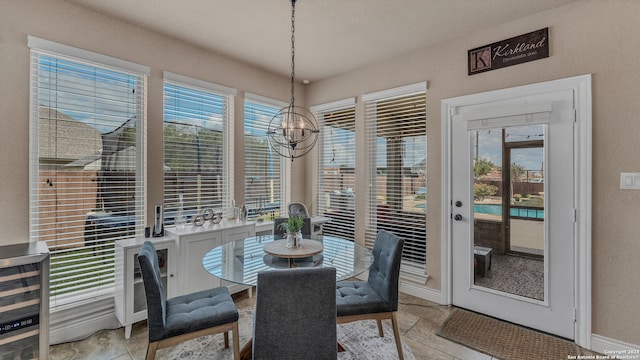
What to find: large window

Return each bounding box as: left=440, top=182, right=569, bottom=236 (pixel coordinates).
left=163, top=72, right=235, bottom=222
left=312, top=99, right=356, bottom=240
left=243, top=93, right=289, bottom=219
left=28, top=37, right=148, bottom=305
left=364, top=83, right=427, bottom=276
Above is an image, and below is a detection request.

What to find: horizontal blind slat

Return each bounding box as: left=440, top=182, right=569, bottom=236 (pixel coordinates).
left=31, top=48, right=145, bottom=305
left=316, top=106, right=356, bottom=241
left=163, top=80, right=231, bottom=222
left=365, top=92, right=426, bottom=268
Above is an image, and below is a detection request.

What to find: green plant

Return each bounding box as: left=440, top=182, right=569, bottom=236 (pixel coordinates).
left=474, top=183, right=498, bottom=200
left=278, top=215, right=304, bottom=233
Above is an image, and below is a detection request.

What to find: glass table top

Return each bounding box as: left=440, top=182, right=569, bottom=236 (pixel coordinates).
left=202, top=234, right=373, bottom=286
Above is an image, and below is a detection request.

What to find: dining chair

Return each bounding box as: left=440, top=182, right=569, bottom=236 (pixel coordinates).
left=288, top=202, right=310, bottom=218
left=137, top=241, right=240, bottom=360
left=335, top=229, right=405, bottom=360
left=273, top=217, right=312, bottom=238
left=252, top=267, right=337, bottom=360
left=289, top=202, right=324, bottom=235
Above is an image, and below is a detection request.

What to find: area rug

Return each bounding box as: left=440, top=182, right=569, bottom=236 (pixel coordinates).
left=158, top=307, right=415, bottom=360
left=436, top=308, right=586, bottom=360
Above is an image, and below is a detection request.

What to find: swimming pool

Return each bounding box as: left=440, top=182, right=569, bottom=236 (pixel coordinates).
left=474, top=204, right=544, bottom=219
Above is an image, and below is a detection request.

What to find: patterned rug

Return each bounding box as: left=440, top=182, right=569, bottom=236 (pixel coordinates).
left=158, top=307, right=415, bottom=360
left=436, top=308, right=586, bottom=360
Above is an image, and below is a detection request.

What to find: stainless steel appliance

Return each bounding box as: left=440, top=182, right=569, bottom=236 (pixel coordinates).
left=0, top=242, right=49, bottom=359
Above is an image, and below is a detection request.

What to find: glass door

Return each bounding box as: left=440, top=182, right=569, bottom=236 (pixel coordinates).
left=472, top=126, right=545, bottom=301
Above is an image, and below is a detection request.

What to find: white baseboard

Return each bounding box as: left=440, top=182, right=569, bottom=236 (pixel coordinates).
left=50, top=295, right=121, bottom=345
left=591, top=334, right=640, bottom=355
left=400, top=281, right=442, bottom=304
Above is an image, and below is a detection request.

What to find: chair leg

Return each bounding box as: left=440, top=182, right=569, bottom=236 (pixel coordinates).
left=145, top=341, right=159, bottom=360
left=391, top=312, right=404, bottom=360
left=232, top=321, right=240, bottom=360
left=376, top=319, right=384, bottom=337
left=224, top=331, right=229, bottom=349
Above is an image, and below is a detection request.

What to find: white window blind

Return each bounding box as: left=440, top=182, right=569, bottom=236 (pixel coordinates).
left=313, top=100, right=356, bottom=240
left=364, top=84, right=427, bottom=273
left=29, top=41, right=147, bottom=306
left=244, top=93, right=290, bottom=219
left=163, top=74, right=235, bottom=222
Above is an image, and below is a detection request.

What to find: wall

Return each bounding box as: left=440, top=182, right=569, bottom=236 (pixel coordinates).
left=3, top=0, right=639, bottom=348
left=305, top=0, right=640, bottom=347
left=0, top=0, right=306, bottom=245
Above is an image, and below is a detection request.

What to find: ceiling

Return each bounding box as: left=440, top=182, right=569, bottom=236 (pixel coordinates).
left=66, top=0, right=576, bottom=82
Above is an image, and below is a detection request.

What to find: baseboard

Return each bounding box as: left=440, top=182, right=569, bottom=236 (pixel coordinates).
left=400, top=281, right=442, bottom=304
left=50, top=295, right=121, bottom=345
left=591, top=334, right=640, bottom=355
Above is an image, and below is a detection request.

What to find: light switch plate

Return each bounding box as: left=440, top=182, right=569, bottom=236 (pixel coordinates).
left=620, top=172, right=640, bottom=190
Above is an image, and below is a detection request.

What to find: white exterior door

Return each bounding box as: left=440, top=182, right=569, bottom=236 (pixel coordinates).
left=448, top=83, right=581, bottom=339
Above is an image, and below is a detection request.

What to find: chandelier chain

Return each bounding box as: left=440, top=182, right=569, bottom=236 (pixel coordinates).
left=290, top=0, right=296, bottom=107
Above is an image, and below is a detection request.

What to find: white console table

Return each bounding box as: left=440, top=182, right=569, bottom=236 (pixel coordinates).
left=165, top=220, right=256, bottom=296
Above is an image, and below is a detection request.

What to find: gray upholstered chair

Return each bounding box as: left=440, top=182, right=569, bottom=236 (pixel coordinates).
left=252, top=267, right=337, bottom=360
left=289, top=202, right=324, bottom=234
left=288, top=202, right=310, bottom=218
left=273, top=217, right=312, bottom=238
left=335, top=229, right=405, bottom=360
left=137, top=241, right=240, bottom=360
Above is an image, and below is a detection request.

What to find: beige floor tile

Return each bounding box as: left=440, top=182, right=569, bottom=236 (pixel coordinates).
left=112, top=355, right=132, bottom=360
left=404, top=337, right=455, bottom=360
left=50, top=328, right=129, bottom=360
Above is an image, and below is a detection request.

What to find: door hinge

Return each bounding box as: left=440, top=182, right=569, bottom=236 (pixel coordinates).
left=573, top=208, right=577, bottom=222
left=574, top=308, right=577, bottom=322
left=572, top=108, right=577, bottom=123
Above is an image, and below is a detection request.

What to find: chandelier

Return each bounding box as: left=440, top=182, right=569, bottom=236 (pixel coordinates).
left=267, top=0, right=319, bottom=161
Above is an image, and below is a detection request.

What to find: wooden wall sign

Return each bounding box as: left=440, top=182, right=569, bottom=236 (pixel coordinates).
left=468, top=28, right=549, bottom=75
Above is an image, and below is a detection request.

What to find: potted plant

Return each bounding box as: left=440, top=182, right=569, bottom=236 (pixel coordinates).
left=278, top=216, right=304, bottom=248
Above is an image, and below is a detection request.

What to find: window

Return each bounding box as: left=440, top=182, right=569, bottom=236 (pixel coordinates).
left=311, top=99, right=356, bottom=240
left=244, top=93, right=290, bottom=219
left=28, top=37, right=148, bottom=305
left=364, top=83, right=427, bottom=276
left=163, top=72, right=235, bottom=222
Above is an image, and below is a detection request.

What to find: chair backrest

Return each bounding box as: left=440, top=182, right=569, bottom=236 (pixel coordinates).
left=288, top=202, right=310, bottom=218
left=273, top=217, right=312, bottom=238
left=137, top=241, right=167, bottom=341
left=253, top=267, right=337, bottom=360
left=367, top=229, right=405, bottom=311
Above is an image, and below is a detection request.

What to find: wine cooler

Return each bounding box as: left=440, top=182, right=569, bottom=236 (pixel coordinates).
left=0, top=242, right=49, bottom=360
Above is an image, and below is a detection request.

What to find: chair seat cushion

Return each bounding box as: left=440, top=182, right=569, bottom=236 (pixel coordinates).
left=336, top=281, right=391, bottom=317
left=161, top=286, right=239, bottom=341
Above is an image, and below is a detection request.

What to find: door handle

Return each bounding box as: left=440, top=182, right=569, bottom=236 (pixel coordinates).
left=454, top=214, right=463, bottom=221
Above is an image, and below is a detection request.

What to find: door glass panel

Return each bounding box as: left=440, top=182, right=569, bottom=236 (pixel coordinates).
left=472, top=125, right=545, bottom=301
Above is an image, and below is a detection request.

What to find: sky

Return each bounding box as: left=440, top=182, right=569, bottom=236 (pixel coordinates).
left=475, top=125, right=545, bottom=171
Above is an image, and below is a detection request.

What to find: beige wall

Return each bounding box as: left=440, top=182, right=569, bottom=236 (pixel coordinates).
left=304, top=0, right=640, bottom=346
left=0, top=0, right=306, bottom=245
left=2, top=0, right=639, bottom=347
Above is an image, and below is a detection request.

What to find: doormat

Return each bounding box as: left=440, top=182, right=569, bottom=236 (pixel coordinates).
left=436, top=308, right=589, bottom=360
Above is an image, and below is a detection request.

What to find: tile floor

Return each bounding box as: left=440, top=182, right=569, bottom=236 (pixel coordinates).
left=49, top=291, right=580, bottom=360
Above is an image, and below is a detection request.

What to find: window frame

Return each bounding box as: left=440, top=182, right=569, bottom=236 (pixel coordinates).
left=162, top=71, right=236, bottom=222
left=243, top=93, right=291, bottom=219
left=311, top=98, right=357, bottom=240
left=28, top=36, right=149, bottom=307
left=363, top=82, right=428, bottom=279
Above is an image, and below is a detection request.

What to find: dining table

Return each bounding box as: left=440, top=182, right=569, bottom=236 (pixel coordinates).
left=201, top=234, right=373, bottom=359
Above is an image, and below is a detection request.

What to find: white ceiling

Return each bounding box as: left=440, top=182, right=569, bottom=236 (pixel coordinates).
left=66, top=0, right=576, bottom=82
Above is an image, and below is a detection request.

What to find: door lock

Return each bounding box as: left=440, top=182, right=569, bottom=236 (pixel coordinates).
left=455, top=201, right=462, bottom=207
